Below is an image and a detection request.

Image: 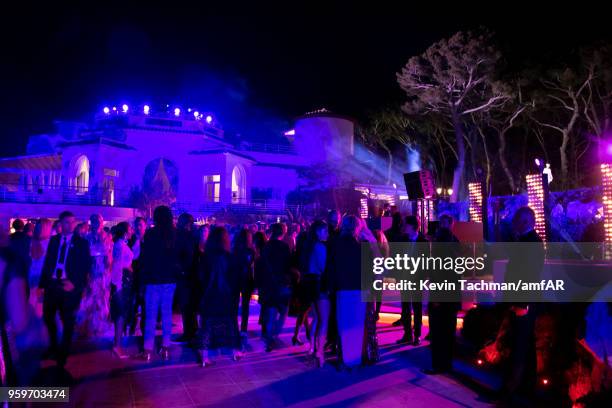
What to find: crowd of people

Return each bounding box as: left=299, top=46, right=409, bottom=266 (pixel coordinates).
left=1, top=203, right=552, bottom=405
left=2, top=205, right=424, bottom=386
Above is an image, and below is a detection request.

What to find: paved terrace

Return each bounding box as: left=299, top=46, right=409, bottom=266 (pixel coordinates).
left=39, top=303, right=498, bottom=408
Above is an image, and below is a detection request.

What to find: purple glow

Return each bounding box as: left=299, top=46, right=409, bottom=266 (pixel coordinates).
left=103, top=107, right=110, bottom=114
left=122, top=104, right=129, bottom=113
left=535, top=158, right=541, bottom=166
left=284, top=129, right=295, bottom=136
left=174, top=108, right=181, bottom=117
left=205, top=115, right=213, bottom=124
left=607, top=143, right=612, bottom=155
left=143, top=105, right=150, bottom=115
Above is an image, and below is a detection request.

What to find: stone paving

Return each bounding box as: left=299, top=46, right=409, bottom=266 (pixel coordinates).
left=37, top=303, right=496, bottom=407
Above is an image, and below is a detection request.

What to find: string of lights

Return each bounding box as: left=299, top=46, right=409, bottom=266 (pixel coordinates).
left=101, top=104, right=214, bottom=124
left=526, top=173, right=547, bottom=242
left=601, top=163, right=612, bottom=257
left=468, top=182, right=483, bottom=223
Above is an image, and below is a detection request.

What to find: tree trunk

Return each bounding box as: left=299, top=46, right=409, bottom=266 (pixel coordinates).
left=560, top=130, right=569, bottom=187
left=498, top=131, right=516, bottom=193
left=450, top=110, right=465, bottom=203
left=478, top=129, right=492, bottom=193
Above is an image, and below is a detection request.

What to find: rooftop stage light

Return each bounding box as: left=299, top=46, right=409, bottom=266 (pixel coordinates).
left=103, top=107, right=110, bottom=114
left=602, top=163, right=612, bottom=252
left=526, top=173, right=547, bottom=241
left=174, top=107, right=181, bottom=117
left=284, top=129, right=295, bottom=136
left=193, top=111, right=200, bottom=119
left=535, top=158, right=541, bottom=167
left=206, top=115, right=213, bottom=124
left=143, top=105, right=150, bottom=115
left=122, top=104, right=129, bottom=113
left=436, top=187, right=442, bottom=195
left=468, top=182, right=483, bottom=223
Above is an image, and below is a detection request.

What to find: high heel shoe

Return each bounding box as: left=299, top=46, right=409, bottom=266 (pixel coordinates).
left=292, top=336, right=304, bottom=346
left=159, top=346, right=170, bottom=361
left=197, top=350, right=215, bottom=368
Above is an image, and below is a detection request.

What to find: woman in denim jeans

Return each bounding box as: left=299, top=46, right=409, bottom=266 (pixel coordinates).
left=138, top=206, right=179, bottom=362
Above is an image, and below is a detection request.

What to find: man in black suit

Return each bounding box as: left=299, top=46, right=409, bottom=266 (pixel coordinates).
left=396, top=215, right=427, bottom=346
left=499, top=207, right=544, bottom=398
left=39, top=211, right=91, bottom=367
left=422, top=214, right=461, bottom=375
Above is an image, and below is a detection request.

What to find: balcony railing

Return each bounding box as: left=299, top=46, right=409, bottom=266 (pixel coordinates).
left=237, top=142, right=296, bottom=155
left=0, top=184, right=132, bottom=207
left=0, top=184, right=296, bottom=215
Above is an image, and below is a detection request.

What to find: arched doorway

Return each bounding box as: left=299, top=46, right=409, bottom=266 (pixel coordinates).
left=70, top=155, right=90, bottom=194
left=231, top=164, right=246, bottom=203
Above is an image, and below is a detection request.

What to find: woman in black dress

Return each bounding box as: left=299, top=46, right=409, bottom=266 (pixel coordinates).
left=232, top=229, right=256, bottom=349
left=196, top=226, right=242, bottom=367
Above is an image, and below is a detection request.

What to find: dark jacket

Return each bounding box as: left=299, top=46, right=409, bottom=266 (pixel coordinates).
left=39, top=234, right=91, bottom=293
left=141, top=227, right=180, bottom=285
left=176, top=229, right=197, bottom=280
left=9, top=231, right=31, bottom=270
left=199, top=250, right=240, bottom=318
left=328, top=234, right=362, bottom=292
left=257, top=239, right=293, bottom=306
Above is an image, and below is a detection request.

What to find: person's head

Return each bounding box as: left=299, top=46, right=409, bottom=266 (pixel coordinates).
left=253, top=231, right=267, bottom=252
left=11, top=219, right=24, bottom=233
left=403, top=215, right=419, bottom=236
left=439, top=214, right=454, bottom=230
left=512, top=206, right=536, bottom=236
left=206, top=226, right=231, bottom=254
left=153, top=206, right=174, bottom=230
left=327, top=210, right=341, bottom=231
left=134, top=217, right=146, bottom=237
left=90, top=214, right=104, bottom=234
left=114, top=221, right=132, bottom=242
left=340, top=215, right=361, bottom=238
left=75, top=222, right=89, bottom=238
left=270, top=223, right=285, bottom=240
left=52, top=220, right=62, bottom=236
left=391, top=212, right=403, bottom=230
left=58, top=211, right=76, bottom=236
left=33, top=218, right=53, bottom=241
left=177, top=213, right=194, bottom=232
left=233, top=228, right=253, bottom=252
left=310, top=220, right=328, bottom=243
left=24, top=222, right=35, bottom=237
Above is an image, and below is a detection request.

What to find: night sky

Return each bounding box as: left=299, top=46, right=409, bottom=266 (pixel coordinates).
left=1, top=7, right=611, bottom=157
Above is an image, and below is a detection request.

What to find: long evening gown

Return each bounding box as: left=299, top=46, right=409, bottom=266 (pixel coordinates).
left=77, top=232, right=113, bottom=337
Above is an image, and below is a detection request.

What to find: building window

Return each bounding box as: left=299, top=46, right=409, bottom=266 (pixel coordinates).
left=70, top=155, right=90, bottom=194
left=231, top=165, right=246, bottom=203
left=203, top=175, right=220, bottom=202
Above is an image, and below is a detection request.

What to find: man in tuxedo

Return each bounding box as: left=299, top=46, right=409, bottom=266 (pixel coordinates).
left=39, top=211, right=91, bottom=367
left=396, top=215, right=427, bottom=346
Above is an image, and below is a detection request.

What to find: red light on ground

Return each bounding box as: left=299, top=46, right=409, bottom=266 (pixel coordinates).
left=542, top=378, right=549, bottom=386
left=476, top=359, right=483, bottom=366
